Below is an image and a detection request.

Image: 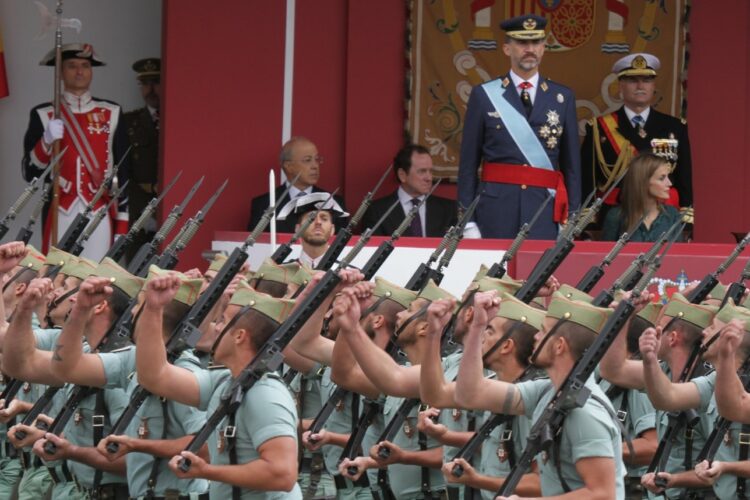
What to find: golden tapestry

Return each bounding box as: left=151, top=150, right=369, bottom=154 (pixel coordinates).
left=407, top=0, right=689, bottom=179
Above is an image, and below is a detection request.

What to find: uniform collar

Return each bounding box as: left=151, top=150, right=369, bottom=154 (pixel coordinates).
left=62, top=90, right=94, bottom=113
left=397, top=186, right=425, bottom=205
left=623, top=105, right=651, bottom=124
left=509, top=70, right=540, bottom=90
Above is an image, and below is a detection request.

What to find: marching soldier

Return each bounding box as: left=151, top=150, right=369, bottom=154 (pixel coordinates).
left=22, top=43, right=130, bottom=260
left=581, top=52, right=693, bottom=215
left=456, top=292, right=626, bottom=498
left=458, top=14, right=581, bottom=240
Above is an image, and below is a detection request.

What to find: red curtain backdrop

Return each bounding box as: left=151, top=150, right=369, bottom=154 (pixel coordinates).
left=0, top=28, right=9, bottom=98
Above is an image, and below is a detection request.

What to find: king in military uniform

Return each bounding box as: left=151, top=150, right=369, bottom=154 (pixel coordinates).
left=581, top=52, right=693, bottom=213
left=458, top=14, right=581, bottom=240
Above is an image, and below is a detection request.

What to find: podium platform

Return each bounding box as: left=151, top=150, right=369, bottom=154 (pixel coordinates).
left=213, top=231, right=750, bottom=300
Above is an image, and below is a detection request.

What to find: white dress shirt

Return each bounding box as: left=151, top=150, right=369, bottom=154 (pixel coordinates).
left=509, top=70, right=540, bottom=105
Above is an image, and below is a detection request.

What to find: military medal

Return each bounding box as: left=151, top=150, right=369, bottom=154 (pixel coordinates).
left=137, top=418, right=150, bottom=439
left=724, top=430, right=732, bottom=446
left=451, top=409, right=462, bottom=421
left=638, top=127, right=647, bottom=139
left=335, top=399, right=345, bottom=412
left=496, top=445, right=508, bottom=462
left=74, top=410, right=83, bottom=426
left=403, top=419, right=415, bottom=438
left=22, top=382, right=31, bottom=393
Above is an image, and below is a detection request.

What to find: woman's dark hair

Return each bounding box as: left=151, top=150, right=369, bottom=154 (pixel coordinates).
left=619, top=153, right=671, bottom=232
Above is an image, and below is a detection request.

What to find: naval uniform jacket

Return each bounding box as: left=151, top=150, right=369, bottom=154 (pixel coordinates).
left=458, top=73, right=581, bottom=240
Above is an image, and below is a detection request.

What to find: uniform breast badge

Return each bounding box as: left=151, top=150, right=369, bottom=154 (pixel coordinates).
left=217, top=429, right=226, bottom=453
left=539, top=110, right=563, bottom=149
left=556, top=93, right=564, bottom=103
left=74, top=409, right=83, bottom=426
left=22, top=382, right=31, bottom=393
left=638, top=127, right=648, bottom=139
left=335, top=399, right=345, bottom=412
left=496, top=445, right=508, bottom=462
left=487, top=111, right=501, bottom=118
left=137, top=418, right=150, bottom=439
left=403, top=418, right=416, bottom=438
left=724, top=430, right=733, bottom=446
left=451, top=409, right=462, bottom=421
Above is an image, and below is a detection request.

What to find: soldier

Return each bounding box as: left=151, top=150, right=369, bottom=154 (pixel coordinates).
left=581, top=52, right=693, bottom=215
left=124, top=58, right=161, bottom=261
left=134, top=277, right=302, bottom=497
left=433, top=292, right=543, bottom=499
left=275, top=192, right=348, bottom=268
left=456, top=292, right=625, bottom=498
left=599, top=293, right=717, bottom=498
left=458, top=14, right=581, bottom=240
left=22, top=43, right=130, bottom=259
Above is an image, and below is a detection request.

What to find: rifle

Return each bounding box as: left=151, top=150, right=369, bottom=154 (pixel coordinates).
left=340, top=398, right=383, bottom=474
left=155, top=180, right=228, bottom=270
left=720, top=237, right=750, bottom=308
left=68, top=181, right=129, bottom=257
left=106, top=171, right=182, bottom=263
left=16, top=182, right=53, bottom=244
left=55, top=152, right=127, bottom=252
left=105, top=174, right=300, bottom=454
left=404, top=191, right=480, bottom=290
left=270, top=189, right=339, bottom=265
left=683, top=212, right=749, bottom=304
left=575, top=222, right=640, bottom=294
left=487, top=192, right=553, bottom=279
left=315, top=166, right=390, bottom=271
left=0, top=150, right=61, bottom=241
left=128, top=176, right=204, bottom=275
left=176, top=228, right=374, bottom=472
left=513, top=173, right=625, bottom=304
left=496, top=232, right=676, bottom=497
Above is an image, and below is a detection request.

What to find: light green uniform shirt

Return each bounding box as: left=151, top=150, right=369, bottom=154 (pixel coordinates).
left=598, top=378, right=656, bottom=478
left=382, top=394, right=445, bottom=499
left=98, top=346, right=209, bottom=497
left=476, top=408, right=532, bottom=500
left=195, top=368, right=302, bottom=499
left=517, top=377, right=625, bottom=499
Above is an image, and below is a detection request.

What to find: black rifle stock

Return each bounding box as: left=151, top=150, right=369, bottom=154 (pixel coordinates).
left=342, top=399, right=382, bottom=475
left=68, top=181, right=129, bottom=257
left=315, top=167, right=390, bottom=271
left=128, top=176, right=204, bottom=275
left=105, top=175, right=300, bottom=454
left=451, top=413, right=512, bottom=477
left=575, top=226, right=634, bottom=294
left=496, top=238, right=670, bottom=496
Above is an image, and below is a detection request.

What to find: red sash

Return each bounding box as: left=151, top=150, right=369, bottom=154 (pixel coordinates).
left=482, top=163, right=568, bottom=223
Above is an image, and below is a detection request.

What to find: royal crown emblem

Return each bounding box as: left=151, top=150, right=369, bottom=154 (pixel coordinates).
left=632, top=55, right=647, bottom=70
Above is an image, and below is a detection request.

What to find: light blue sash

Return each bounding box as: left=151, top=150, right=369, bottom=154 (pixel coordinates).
left=481, top=79, right=553, bottom=171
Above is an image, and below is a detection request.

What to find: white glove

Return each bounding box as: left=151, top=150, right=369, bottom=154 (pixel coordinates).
left=463, top=222, right=482, bottom=239
left=43, top=119, right=64, bottom=145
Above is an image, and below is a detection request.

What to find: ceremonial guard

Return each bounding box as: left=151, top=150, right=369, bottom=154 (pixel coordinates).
left=581, top=52, right=693, bottom=211
left=22, top=43, right=130, bottom=260
left=458, top=14, right=581, bottom=240
left=124, top=58, right=161, bottom=260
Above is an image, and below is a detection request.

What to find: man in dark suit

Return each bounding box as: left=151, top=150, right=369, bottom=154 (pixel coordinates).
left=361, top=144, right=456, bottom=237
left=247, top=137, right=346, bottom=233
left=457, top=14, right=581, bottom=240
left=581, top=53, right=693, bottom=211
left=124, top=58, right=160, bottom=260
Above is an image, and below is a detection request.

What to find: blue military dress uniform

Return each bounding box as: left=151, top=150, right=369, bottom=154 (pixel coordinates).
left=458, top=73, right=581, bottom=240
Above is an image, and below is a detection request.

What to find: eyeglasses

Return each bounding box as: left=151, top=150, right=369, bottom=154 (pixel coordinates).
left=292, top=155, right=324, bottom=166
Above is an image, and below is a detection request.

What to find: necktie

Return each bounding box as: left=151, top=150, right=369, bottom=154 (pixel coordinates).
left=409, top=198, right=423, bottom=237
left=632, top=115, right=646, bottom=138
left=519, top=81, right=533, bottom=117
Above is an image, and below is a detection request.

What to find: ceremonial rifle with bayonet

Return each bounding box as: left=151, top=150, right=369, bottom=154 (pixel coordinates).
left=314, top=167, right=391, bottom=271
left=575, top=218, right=643, bottom=294
left=127, top=176, right=204, bottom=275
left=0, top=151, right=62, bottom=241
left=102, top=175, right=300, bottom=454
left=496, top=228, right=680, bottom=497
left=106, top=171, right=182, bottom=264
